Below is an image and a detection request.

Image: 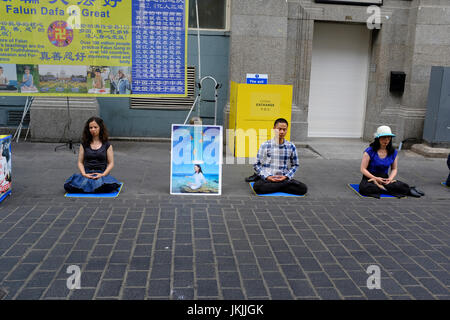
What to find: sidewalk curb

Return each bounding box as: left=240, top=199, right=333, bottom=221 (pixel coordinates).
left=411, top=144, right=450, bottom=158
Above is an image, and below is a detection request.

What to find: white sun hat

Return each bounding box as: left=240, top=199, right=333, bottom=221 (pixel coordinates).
left=374, top=125, right=396, bottom=138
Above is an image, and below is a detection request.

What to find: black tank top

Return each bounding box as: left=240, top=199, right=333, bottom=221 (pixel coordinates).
left=83, top=141, right=111, bottom=172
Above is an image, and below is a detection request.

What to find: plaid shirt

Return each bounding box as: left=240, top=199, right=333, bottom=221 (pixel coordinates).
left=254, top=138, right=299, bottom=180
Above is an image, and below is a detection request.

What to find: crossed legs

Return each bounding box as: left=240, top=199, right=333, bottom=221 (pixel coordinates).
left=253, top=179, right=307, bottom=196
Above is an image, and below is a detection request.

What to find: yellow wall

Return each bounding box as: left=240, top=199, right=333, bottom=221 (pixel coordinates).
left=229, top=82, right=293, bottom=157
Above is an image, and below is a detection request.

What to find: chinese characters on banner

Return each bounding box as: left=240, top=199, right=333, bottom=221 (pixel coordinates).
left=0, top=0, right=187, bottom=97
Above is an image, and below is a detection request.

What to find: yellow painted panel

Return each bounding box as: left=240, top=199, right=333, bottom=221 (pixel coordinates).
left=231, top=83, right=292, bottom=157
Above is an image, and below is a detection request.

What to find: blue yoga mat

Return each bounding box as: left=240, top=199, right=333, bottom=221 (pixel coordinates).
left=249, top=182, right=305, bottom=197
left=0, top=190, right=11, bottom=203
left=348, top=184, right=398, bottom=198
left=442, top=182, right=449, bottom=188
left=65, top=183, right=123, bottom=198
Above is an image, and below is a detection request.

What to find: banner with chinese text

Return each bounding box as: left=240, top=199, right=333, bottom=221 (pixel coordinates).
left=0, top=0, right=188, bottom=97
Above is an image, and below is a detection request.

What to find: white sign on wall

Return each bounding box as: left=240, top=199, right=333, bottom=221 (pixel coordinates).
left=246, top=74, right=268, bottom=85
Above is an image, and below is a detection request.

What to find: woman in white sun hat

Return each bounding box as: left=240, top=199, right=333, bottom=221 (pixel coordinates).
left=359, top=125, right=423, bottom=198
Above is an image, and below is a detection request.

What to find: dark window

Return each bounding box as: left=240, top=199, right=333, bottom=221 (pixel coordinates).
left=188, top=0, right=227, bottom=30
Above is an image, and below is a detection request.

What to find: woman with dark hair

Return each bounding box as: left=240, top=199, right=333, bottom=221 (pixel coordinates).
left=187, top=164, right=207, bottom=190
left=64, top=117, right=120, bottom=193
left=359, top=125, right=423, bottom=198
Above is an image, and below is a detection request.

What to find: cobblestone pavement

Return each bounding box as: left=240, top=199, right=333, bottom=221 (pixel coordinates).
left=0, top=142, right=449, bottom=300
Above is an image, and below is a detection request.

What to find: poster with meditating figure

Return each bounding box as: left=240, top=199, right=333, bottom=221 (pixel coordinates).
left=0, top=135, right=12, bottom=203
left=170, top=125, right=222, bottom=195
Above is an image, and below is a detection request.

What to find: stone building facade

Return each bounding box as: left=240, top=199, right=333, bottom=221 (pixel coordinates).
left=225, top=0, right=450, bottom=143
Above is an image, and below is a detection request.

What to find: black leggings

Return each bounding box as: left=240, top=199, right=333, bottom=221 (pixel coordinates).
left=359, top=173, right=410, bottom=198
left=253, top=179, right=307, bottom=196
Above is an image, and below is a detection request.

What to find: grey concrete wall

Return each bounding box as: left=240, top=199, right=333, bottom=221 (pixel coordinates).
left=226, top=0, right=450, bottom=144
left=30, top=97, right=99, bottom=142
left=224, top=0, right=289, bottom=136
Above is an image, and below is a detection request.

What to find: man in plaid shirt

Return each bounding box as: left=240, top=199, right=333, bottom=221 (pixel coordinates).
left=252, top=118, right=307, bottom=195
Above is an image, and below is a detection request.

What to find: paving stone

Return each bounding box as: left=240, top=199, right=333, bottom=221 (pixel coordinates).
left=6, top=264, right=38, bottom=281
left=80, top=272, right=102, bottom=288
left=150, top=264, right=171, bottom=279
left=122, top=287, right=146, bottom=300
left=222, top=288, right=245, bottom=300
left=69, top=289, right=96, bottom=300
left=380, top=278, right=408, bottom=296
left=15, top=288, right=45, bottom=300
left=418, top=278, right=449, bottom=295
left=237, top=264, right=262, bottom=280
left=307, top=272, right=334, bottom=288
left=129, top=257, right=151, bottom=271
left=175, top=244, right=194, bottom=257
left=104, top=264, right=127, bottom=279
left=333, top=279, right=364, bottom=297
left=66, top=251, right=89, bottom=264
left=291, top=246, right=314, bottom=259
left=169, top=287, right=193, bottom=300
left=197, top=279, right=218, bottom=297
left=214, top=244, right=234, bottom=257
left=269, top=287, right=294, bottom=299
left=91, top=245, right=114, bottom=257
left=400, top=263, right=432, bottom=278
left=243, top=280, right=267, bottom=297
left=196, top=263, right=216, bottom=279
left=216, top=257, right=237, bottom=272
left=235, top=251, right=257, bottom=264
left=25, top=272, right=55, bottom=288
left=263, top=272, right=288, bottom=287
left=96, top=280, right=123, bottom=298
left=298, top=257, right=323, bottom=272
left=316, top=287, right=342, bottom=300
left=218, top=272, right=241, bottom=288
left=281, top=264, right=306, bottom=280
left=173, top=271, right=194, bottom=288
left=195, top=251, right=215, bottom=264
left=404, top=286, right=436, bottom=300
left=133, top=245, right=153, bottom=256
left=44, top=279, right=71, bottom=298
left=195, top=239, right=213, bottom=250
left=322, top=264, right=348, bottom=279
left=288, top=280, right=316, bottom=297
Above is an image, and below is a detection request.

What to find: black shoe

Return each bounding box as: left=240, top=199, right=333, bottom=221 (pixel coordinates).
left=408, top=187, right=421, bottom=198
left=245, top=173, right=260, bottom=182
left=410, top=186, right=425, bottom=196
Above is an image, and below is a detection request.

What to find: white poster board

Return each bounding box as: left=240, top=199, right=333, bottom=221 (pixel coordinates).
left=170, top=125, right=222, bottom=195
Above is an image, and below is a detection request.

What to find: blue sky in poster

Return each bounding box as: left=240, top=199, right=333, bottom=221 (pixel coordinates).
left=171, top=125, right=221, bottom=174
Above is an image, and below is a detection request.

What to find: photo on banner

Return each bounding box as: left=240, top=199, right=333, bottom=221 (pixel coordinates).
left=109, top=66, right=132, bottom=95
left=39, top=65, right=88, bottom=94
left=0, top=64, right=18, bottom=92
left=16, top=64, right=39, bottom=93
left=170, top=125, right=222, bottom=195
left=87, top=66, right=111, bottom=94
left=0, top=135, right=12, bottom=203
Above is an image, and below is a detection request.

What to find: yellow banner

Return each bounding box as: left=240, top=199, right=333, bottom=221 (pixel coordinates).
left=229, top=82, right=293, bottom=158
left=0, top=0, right=188, bottom=97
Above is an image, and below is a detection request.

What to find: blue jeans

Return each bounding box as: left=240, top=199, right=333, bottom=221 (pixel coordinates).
left=64, top=169, right=120, bottom=193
